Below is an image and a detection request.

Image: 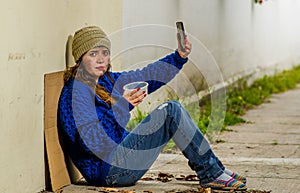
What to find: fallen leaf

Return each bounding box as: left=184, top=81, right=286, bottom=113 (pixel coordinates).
left=185, top=174, right=199, bottom=181
left=158, top=172, right=174, bottom=178
left=175, top=174, right=199, bottom=181
left=140, top=177, right=155, bottom=181
left=157, top=172, right=174, bottom=182
left=103, top=187, right=119, bottom=192
left=198, top=187, right=211, bottom=193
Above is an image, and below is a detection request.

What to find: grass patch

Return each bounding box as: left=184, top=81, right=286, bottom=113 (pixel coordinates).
left=271, top=141, right=279, bottom=145
left=215, top=139, right=226, bottom=143
left=126, top=107, right=148, bottom=131
left=197, top=65, right=300, bottom=135
left=162, top=139, right=177, bottom=153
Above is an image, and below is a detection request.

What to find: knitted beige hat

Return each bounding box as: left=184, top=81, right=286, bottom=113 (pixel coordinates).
left=71, top=26, right=111, bottom=62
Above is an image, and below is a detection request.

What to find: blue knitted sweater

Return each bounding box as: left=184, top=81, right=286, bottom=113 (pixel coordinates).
left=57, top=50, right=188, bottom=186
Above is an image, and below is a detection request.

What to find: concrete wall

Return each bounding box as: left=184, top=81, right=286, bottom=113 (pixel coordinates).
left=121, top=0, right=300, bottom=90
left=0, top=0, right=300, bottom=193
left=113, top=0, right=180, bottom=71
left=0, top=1, right=122, bottom=193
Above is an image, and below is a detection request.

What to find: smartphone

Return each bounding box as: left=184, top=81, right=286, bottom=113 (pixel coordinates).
left=176, top=21, right=186, bottom=52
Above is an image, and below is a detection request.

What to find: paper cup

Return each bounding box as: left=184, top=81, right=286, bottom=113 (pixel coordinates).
left=123, top=81, right=148, bottom=95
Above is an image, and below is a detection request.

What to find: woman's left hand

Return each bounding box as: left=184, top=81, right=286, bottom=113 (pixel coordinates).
left=177, top=34, right=192, bottom=59
left=123, top=88, right=147, bottom=106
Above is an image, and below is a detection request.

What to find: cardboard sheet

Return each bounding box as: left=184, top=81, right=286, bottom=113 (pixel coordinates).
left=44, top=71, right=82, bottom=191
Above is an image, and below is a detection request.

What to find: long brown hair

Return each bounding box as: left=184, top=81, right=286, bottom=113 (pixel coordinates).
left=64, top=61, right=114, bottom=106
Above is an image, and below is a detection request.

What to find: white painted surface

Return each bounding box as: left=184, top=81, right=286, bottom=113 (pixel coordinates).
left=121, top=0, right=300, bottom=85
left=1, top=0, right=300, bottom=192
left=121, top=0, right=300, bottom=113
left=0, top=1, right=123, bottom=193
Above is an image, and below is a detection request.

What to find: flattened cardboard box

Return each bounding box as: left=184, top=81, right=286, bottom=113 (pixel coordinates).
left=44, top=71, right=82, bottom=191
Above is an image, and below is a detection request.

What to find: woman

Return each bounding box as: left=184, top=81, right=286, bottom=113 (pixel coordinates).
left=58, top=26, right=247, bottom=190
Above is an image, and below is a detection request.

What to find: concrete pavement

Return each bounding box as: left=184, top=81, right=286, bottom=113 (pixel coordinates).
left=52, top=85, right=300, bottom=193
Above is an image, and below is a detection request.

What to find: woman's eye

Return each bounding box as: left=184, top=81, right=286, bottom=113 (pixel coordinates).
left=103, top=50, right=110, bottom=56
left=89, top=52, right=97, bottom=57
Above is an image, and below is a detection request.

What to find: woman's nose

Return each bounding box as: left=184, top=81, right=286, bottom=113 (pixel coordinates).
left=97, top=55, right=104, bottom=63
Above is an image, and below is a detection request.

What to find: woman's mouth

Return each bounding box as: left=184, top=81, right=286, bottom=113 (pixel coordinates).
left=96, top=66, right=105, bottom=71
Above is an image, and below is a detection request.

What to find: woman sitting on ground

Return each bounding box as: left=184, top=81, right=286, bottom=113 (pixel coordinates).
left=58, top=25, right=247, bottom=191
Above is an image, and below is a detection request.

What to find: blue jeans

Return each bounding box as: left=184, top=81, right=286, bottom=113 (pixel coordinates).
left=105, top=100, right=225, bottom=186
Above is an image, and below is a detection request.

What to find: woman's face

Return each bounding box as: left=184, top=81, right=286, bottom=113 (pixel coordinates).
left=81, top=46, right=110, bottom=80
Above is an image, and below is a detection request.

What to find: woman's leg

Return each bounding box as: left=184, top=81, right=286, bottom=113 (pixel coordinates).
left=106, top=101, right=182, bottom=186
left=105, top=100, right=243, bottom=189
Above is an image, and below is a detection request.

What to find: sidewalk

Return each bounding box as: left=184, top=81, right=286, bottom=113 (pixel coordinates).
left=57, top=85, right=300, bottom=193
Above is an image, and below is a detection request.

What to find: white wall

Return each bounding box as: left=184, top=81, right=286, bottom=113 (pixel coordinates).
left=0, top=1, right=122, bottom=193
left=117, top=0, right=180, bottom=71
left=121, top=0, right=300, bottom=89
left=181, top=0, right=300, bottom=81
left=1, top=0, right=300, bottom=192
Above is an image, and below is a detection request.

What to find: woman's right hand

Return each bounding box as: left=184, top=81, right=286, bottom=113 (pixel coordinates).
left=123, top=88, right=147, bottom=106
left=177, top=34, right=192, bottom=59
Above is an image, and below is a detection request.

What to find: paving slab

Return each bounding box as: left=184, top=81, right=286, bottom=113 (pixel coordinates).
left=213, top=143, right=300, bottom=158
left=215, top=131, right=299, bottom=144
left=227, top=123, right=300, bottom=134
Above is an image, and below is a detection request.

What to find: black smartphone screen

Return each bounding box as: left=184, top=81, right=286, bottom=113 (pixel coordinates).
left=176, top=21, right=186, bottom=52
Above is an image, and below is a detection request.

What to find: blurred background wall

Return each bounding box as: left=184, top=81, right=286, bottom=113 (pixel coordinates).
left=0, top=0, right=299, bottom=192
left=0, top=1, right=123, bottom=192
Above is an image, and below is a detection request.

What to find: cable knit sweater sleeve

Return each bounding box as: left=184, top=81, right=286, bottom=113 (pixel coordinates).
left=111, top=50, right=188, bottom=96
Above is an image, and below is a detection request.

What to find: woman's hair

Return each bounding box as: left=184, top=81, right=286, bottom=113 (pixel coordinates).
left=64, top=59, right=114, bottom=106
